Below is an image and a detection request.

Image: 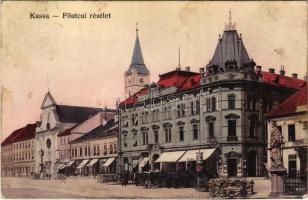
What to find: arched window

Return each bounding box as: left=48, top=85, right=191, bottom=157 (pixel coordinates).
left=228, top=94, right=236, bottom=109
left=154, top=129, right=159, bottom=143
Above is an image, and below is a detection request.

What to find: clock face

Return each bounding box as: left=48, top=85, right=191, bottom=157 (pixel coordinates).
left=140, top=78, right=144, bottom=83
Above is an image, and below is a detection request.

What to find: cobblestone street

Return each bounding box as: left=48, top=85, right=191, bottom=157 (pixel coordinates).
left=1, top=177, right=271, bottom=199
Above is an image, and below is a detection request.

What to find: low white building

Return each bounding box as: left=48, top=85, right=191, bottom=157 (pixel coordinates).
left=266, top=85, right=307, bottom=177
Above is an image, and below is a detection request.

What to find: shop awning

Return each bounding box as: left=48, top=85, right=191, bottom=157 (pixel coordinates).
left=155, top=151, right=186, bottom=163
left=140, top=157, right=149, bottom=167
left=102, top=157, right=115, bottom=167
left=87, top=159, right=99, bottom=167
left=76, top=159, right=89, bottom=169
left=132, top=160, right=139, bottom=168
left=58, top=164, right=65, bottom=170
left=67, top=160, right=75, bottom=167
left=178, top=148, right=216, bottom=162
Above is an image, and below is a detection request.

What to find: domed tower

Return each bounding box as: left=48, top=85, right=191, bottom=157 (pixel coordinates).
left=124, top=26, right=150, bottom=97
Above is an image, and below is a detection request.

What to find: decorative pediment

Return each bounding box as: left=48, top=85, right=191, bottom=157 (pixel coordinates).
left=131, top=128, right=138, bottom=133
left=205, top=115, right=216, bottom=122
left=151, top=124, right=160, bottom=130
left=224, top=151, right=241, bottom=159
left=176, top=121, right=185, bottom=126
left=163, top=122, right=172, bottom=128
left=141, top=126, right=149, bottom=131
left=40, top=92, right=56, bottom=109
left=190, top=118, right=200, bottom=124
left=224, top=113, right=240, bottom=119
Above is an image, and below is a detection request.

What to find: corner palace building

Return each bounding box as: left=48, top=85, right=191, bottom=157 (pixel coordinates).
left=118, top=16, right=306, bottom=177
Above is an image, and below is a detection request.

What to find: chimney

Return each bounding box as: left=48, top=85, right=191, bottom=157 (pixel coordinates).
left=269, top=68, right=275, bottom=73
left=199, top=68, right=204, bottom=77
left=176, top=67, right=181, bottom=71
left=256, top=65, right=262, bottom=71
left=279, top=66, right=285, bottom=76
left=292, top=73, right=298, bottom=79
left=185, top=66, right=190, bottom=72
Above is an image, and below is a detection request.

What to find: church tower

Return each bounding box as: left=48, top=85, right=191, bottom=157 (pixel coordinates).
left=124, top=26, right=150, bottom=97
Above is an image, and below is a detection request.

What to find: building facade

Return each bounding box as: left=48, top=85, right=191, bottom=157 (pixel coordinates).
left=35, top=92, right=106, bottom=178
left=266, top=85, right=307, bottom=177
left=124, top=27, right=150, bottom=97
left=70, top=119, right=118, bottom=176
left=118, top=18, right=306, bottom=177
left=57, top=110, right=115, bottom=173
left=1, top=123, right=36, bottom=177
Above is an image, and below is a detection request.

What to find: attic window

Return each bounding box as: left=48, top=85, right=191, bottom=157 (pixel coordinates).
left=46, top=123, right=50, bottom=130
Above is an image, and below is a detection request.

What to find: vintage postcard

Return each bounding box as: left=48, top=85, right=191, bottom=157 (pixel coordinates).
left=1, top=1, right=307, bottom=199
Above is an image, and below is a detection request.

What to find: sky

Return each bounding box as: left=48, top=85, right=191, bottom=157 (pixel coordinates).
left=1, top=1, right=307, bottom=140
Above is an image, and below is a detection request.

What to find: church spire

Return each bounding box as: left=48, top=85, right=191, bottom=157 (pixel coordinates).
left=131, top=23, right=145, bottom=67
left=224, top=9, right=236, bottom=31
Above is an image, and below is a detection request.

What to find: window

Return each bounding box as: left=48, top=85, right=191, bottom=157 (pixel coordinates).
left=113, top=144, right=117, bottom=153
left=249, top=118, right=256, bottom=137
left=79, top=148, right=82, bottom=157
left=85, top=147, right=87, bottom=156
left=288, top=124, right=295, bottom=142
left=228, top=94, right=235, bottom=109
left=206, top=98, right=211, bottom=111
left=208, top=122, right=214, bottom=138
left=179, top=127, right=184, bottom=141
left=71, top=149, right=74, bottom=157
left=228, top=120, right=236, bottom=136
left=97, top=146, right=100, bottom=155
left=142, top=131, right=149, bottom=145
left=104, top=145, right=107, bottom=154
left=75, top=149, right=77, bottom=157
left=93, top=146, right=96, bottom=155
left=110, top=144, right=113, bottom=154
left=191, top=100, right=200, bottom=115
left=165, top=128, right=172, bottom=143
left=193, top=124, right=198, bottom=140
left=154, top=129, right=159, bottom=143
left=211, top=97, right=217, bottom=111
left=124, top=135, right=127, bottom=147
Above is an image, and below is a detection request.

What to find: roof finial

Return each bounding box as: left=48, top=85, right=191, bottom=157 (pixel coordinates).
left=177, top=47, right=181, bottom=70
left=225, top=9, right=236, bottom=31
left=46, top=73, right=50, bottom=92
left=136, top=22, right=138, bottom=34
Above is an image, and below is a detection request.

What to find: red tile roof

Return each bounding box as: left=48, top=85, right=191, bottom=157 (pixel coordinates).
left=120, top=69, right=306, bottom=106
left=259, top=71, right=306, bottom=90
left=265, top=85, right=307, bottom=118
left=2, top=123, right=36, bottom=146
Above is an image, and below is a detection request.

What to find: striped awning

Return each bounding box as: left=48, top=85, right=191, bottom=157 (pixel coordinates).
left=102, top=157, right=115, bottom=167
left=87, top=159, right=98, bottom=167
left=76, top=160, right=89, bottom=169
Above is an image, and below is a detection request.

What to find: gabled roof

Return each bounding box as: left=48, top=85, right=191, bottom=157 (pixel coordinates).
left=40, top=91, right=56, bottom=109
left=70, top=119, right=118, bottom=143
left=126, top=30, right=149, bottom=76
left=56, top=105, right=107, bottom=123
left=2, top=123, right=36, bottom=146
left=265, top=85, right=307, bottom=118
left=211, top=29, right=251, bottom=69
left=58, top=123, right=80, bottom=137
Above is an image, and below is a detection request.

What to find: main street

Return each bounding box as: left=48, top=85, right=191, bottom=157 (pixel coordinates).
left=1, top=177, right=270, bottom=199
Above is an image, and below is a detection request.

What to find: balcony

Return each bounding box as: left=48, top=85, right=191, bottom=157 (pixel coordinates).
left=227, top=135, right=238, bottom=141
left=207, top=137, right=217, bottom=144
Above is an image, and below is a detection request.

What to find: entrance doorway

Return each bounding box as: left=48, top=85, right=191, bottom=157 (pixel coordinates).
left=227, top=159, right=237, bottom=177
left=247, top=151, right=257, bottom=176
left=288, top=155, right=297, bottom=178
